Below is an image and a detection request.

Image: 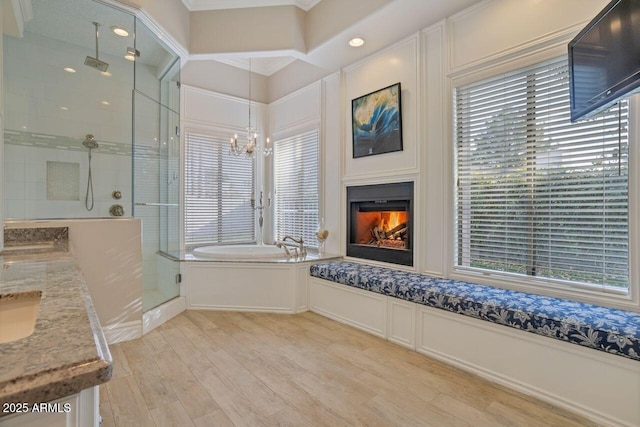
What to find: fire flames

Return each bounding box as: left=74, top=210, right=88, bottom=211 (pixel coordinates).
left=355, top=210, right=408, bottom=249
left=382, top=211, right=404, bottom=231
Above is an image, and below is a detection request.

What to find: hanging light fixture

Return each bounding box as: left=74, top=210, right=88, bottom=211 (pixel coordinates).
left=230, top=59, right=272, bottom=158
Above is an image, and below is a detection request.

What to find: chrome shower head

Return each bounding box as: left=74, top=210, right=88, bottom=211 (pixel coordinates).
left=82, top=134, right=99, bottom=149
left=85, top=22, right=109, bottom=72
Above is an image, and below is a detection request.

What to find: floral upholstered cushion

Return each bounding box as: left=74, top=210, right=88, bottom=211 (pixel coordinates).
left=310, top=261, right=640, bottom=361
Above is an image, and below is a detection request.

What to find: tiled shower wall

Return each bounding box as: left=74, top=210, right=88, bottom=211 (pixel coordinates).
left=3, top=31, right=134, bottom=218
left=4, top=20, right=180, bottom=308
left=4, top=143, right=132, bottom=218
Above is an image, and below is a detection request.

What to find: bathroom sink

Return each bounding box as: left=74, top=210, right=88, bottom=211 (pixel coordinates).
left=0, top=292, right=41, bottom=344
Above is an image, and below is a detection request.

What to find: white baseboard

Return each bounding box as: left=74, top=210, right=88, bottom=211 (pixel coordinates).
left=103, top=321, right=142, bottom=344
left=187, top=304, right=293, bottom=313
left=142, top=296, right=186, bottom=335
left=310, top=305, right=386, bottom=338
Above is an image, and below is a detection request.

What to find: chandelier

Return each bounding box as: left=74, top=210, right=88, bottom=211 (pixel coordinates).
left=230, top=59, right=272, bottom=158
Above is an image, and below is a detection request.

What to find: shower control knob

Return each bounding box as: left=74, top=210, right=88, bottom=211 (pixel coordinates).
left=109, top=204, right=125, bottom=217
left=112, top=190, right=122, bottom=200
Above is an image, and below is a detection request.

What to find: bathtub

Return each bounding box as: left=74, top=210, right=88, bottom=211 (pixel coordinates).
left=192, top=244, right=287, bottom=260
left=184, top=245, right=339, bottom=313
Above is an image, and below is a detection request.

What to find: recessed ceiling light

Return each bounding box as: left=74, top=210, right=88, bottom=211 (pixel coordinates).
left=64, top=67, right=76, bottom=73
left=101, top=101, right=110, bottom=106
left=60, top=106, right=69, bottom=111
left=124, top=54, right=136, bottom=62
left=349, top=37, right=365, bottom=47
left=111, top=26, right=129, bottom=37
left=101, top=71, right=112, bottom=77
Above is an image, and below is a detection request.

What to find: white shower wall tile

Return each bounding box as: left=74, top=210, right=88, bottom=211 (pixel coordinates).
left=3, top=144, right=132, bottom=219
left=3, top=32, right=133, bottom=145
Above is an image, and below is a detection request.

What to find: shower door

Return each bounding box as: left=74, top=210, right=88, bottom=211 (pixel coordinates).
left=133, top=18, right=181, bottom=312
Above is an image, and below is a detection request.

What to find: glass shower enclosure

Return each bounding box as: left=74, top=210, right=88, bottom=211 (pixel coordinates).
left=133, top=20, right=181, bottom=311
left=2, top=0, right=181, bottom=313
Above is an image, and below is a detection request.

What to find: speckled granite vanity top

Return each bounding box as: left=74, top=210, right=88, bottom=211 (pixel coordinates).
left=0, top=228, right=112, bottom=411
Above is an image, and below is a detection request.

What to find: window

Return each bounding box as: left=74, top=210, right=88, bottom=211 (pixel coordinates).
left=455, top=57, right=629, bottom=293
left=274, top=129, right=320, bottom=248
left=185, top=130, right=255, bottom=246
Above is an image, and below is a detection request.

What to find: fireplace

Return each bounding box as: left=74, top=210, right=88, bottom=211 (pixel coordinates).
left=347, top=182, right=413, bottom=266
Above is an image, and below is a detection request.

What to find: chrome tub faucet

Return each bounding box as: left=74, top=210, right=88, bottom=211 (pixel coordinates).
left=282, top=236, right=306, bottom=257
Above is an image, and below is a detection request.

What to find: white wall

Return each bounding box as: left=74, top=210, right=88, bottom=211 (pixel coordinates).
left=321, top=73, right=341, bottom=255
left=447, top=0, right=609, bottom=74
left=182, top=60, right=269, bottom=104
left=343, top=36, right=419, bottom=180
left=266, top=0, right=619, bottom=284
left=189, top=6, right=305, bottom=55
left=270, top=81, right=321, bottom=136
left=183, top=84, right=268, bottom=133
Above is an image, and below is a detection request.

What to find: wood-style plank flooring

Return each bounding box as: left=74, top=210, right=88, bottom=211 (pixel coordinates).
left=100, top=311, right=598, bottom=426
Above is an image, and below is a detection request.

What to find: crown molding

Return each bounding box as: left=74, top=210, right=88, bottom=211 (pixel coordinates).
left=181, top=0, right=321, bottom=12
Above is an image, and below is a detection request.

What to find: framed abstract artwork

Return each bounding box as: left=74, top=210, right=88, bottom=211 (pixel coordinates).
left=351, top=82, right=403, bottom=158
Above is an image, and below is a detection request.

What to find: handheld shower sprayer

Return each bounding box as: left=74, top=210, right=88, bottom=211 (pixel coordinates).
left=83, top=134, right=99, bottom=211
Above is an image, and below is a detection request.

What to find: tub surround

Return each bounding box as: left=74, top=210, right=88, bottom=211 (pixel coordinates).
left=184, top=248, right=342, bottom=314
left=171, top=247, right=342, bottom=263
left=0, top=230, right=112, bottom=414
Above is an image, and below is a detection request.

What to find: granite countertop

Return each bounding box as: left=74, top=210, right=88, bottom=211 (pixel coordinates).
left=0, top=247, right=112, bottom=410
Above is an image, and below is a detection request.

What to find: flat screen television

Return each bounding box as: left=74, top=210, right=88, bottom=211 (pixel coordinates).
left=569, top=0, right=640, bottom=121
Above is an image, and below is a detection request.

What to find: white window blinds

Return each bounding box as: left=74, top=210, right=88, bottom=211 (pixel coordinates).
left=454, top=57, right=629, bottom=292
left=185, top=130, right=255, bottom=246
left=274, top=129, right=320, bottom=248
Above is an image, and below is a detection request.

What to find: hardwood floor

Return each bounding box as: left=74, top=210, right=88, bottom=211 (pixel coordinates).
left=100, top=311, right=598, bottom=426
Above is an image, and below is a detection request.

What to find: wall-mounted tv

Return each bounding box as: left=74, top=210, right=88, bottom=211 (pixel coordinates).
left=569, top=0, right=640, bottom=122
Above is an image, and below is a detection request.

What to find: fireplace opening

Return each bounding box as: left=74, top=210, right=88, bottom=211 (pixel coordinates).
left=347, top=182, right=413, bottom=266
left=355, top=208, right=408, bottom=249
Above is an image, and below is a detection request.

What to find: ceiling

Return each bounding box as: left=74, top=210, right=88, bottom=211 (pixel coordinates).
left=184, top=0, right=483, bottom=77
left=17, top=0, right=483, bottom=85
left=180, top=0, right=321, bottom=12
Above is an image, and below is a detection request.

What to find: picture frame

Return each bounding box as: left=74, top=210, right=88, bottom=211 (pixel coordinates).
left=351, top=82, right=403, bottom=158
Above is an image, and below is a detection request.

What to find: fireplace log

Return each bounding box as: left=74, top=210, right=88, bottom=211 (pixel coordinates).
left=367, top=221, right=408, bottom=244
left=389, top=226, right=407, bottom=239
left=386, top=222, right=407, bottom=237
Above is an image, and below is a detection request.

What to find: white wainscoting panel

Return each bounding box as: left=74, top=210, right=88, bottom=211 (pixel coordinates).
left=387, top=297, right=416, bottom=349
left=309, top=278, right=387, bottom=338
left=295, top=265, right=309, bottom=313
left=186, top=262, right=296, bottom=313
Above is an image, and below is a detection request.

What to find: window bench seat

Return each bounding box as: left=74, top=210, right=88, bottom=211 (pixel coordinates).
left=308, top=260, right=640, bottom=425
left=310, top=261, right=640, bottom=361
